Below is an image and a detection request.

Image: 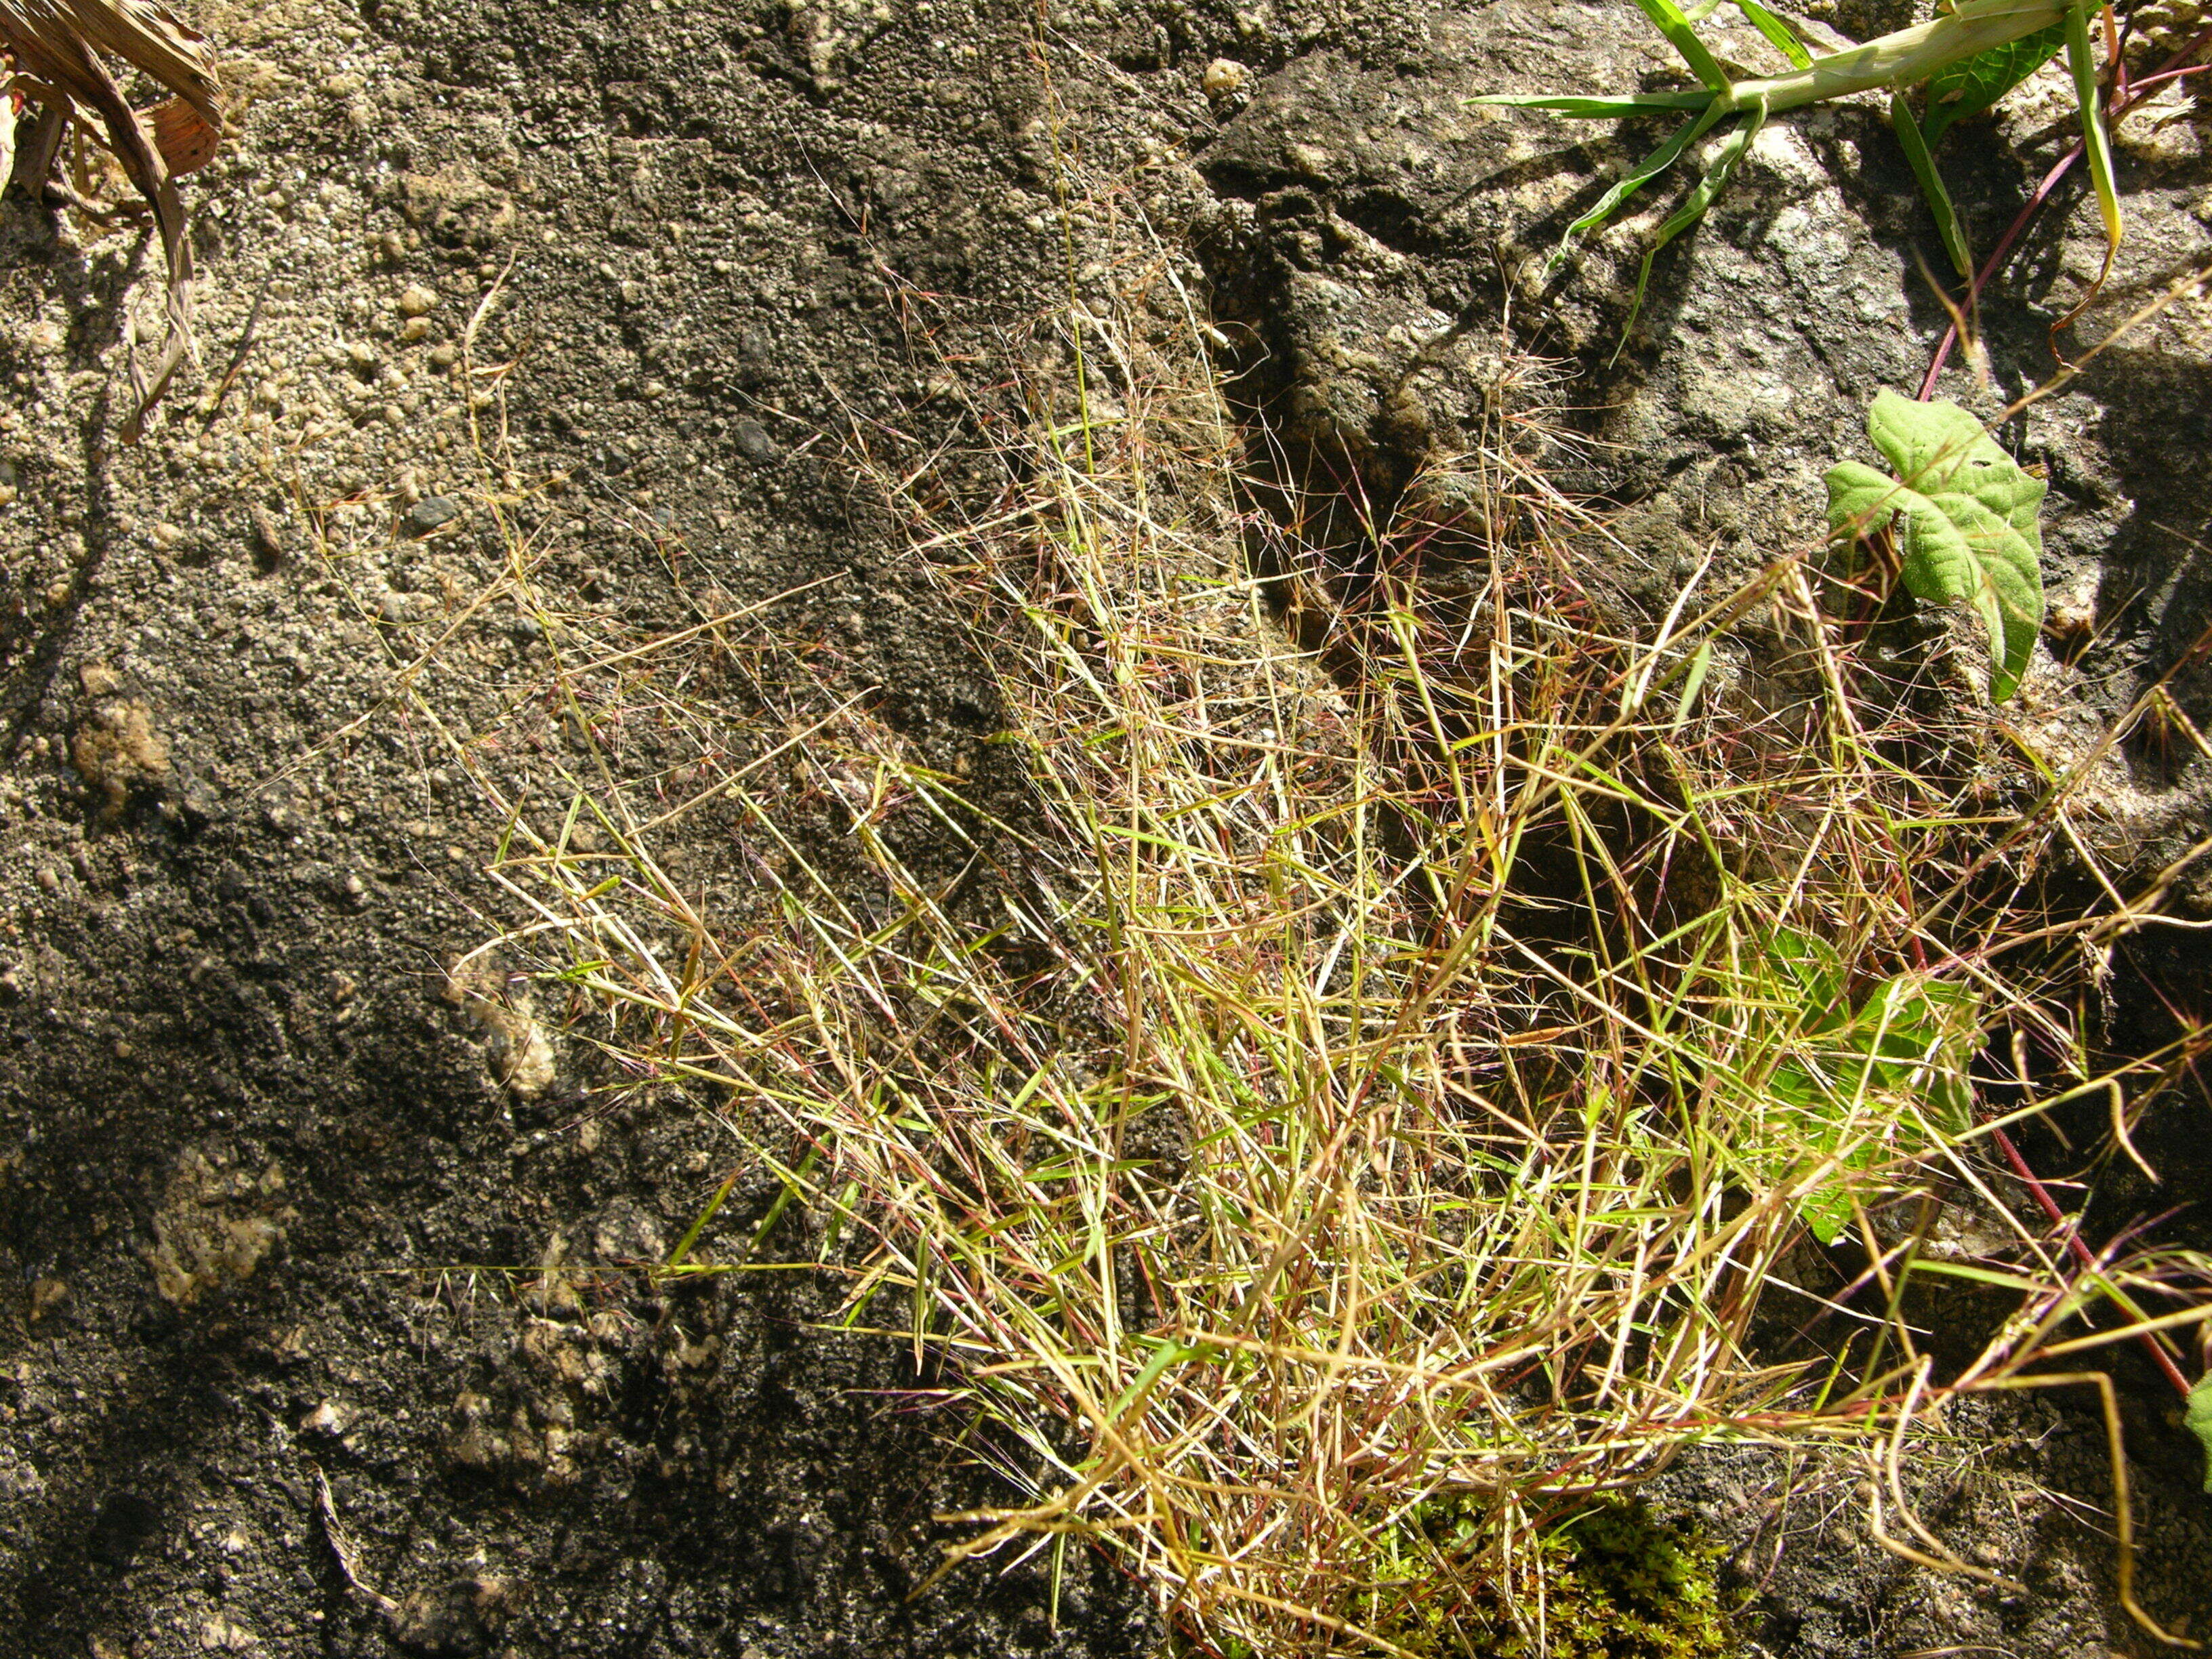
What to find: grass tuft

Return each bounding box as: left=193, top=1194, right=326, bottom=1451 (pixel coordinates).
left=394, top=167, right=2212, bottom=1659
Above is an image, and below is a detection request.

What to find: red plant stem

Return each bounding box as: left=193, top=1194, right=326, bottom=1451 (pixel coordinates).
left=1986, top=1121, right=2193, bottom=1397
left=1917, top=34, right=2212, bottom=398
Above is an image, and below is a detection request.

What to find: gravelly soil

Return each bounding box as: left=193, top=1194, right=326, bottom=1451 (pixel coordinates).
left=1, top=0, right=2209, bottom=1655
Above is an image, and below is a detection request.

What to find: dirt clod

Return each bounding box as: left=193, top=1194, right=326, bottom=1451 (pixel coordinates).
left=72, top=696, right=169, bottom=814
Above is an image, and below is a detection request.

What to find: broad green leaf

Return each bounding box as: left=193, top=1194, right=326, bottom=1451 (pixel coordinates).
left=1763, top=927, right=1847, bottom=1031
left=1631, top=0, right=1736, bottom=93
left=1753, top=930, right=1980, bottom=1244
left=1919, top=21, right=2065, bottom=147
left=2188, top=1371, right=2212, bottom=1494
left=1825, top=390, right=2046, bottom=702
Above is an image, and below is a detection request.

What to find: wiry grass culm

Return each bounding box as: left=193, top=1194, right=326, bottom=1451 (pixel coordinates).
left=422, top=232, right=2212, bottom=1652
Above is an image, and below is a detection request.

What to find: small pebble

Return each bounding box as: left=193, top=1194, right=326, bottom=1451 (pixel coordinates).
left=1203, top=58, right=1247, bottom=98
left=398, top=283, right=438, bottom=317
left=405, top=496, right=460, bottom=537
left=733, top=419, right=780, bottom=463
left=249, top=507, right=285, bottom=567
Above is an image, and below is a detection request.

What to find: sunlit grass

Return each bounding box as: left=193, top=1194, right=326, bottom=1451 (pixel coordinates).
left=387, top=195, right=2212, bottom=1659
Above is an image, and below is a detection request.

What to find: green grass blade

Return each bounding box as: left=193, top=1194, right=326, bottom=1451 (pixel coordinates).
left=1614, top=98, right=1767, bottom=362
left=1550, top=100, right=1727, bottom=273
left=1735, top=0, right=1813, bottom=68
left=1631, top=0, right=1736, bottom=92
left=1467, top=91, right=1718, bottom=116
left=1919, top=19, right=2065, bottom=146
left=2064, top=2, right=2121, bottom=293
left=1891, top=93, right=1972, bottom=279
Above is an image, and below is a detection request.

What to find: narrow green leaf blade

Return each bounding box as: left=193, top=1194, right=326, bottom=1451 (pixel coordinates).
left=1920, top=20, right=2065, bottom=148
left=2064, top=4, right=2123, bottom=283
left=1551, top=102, right=1725, bottom=272
left=1467, top=91, right=1718, bottom=116
left=1735, top=0, right=1813, bottom=69
left=1891, top=92, right=1972, bottom=279
left=1616, top=100, right=1765, bottom=357
left=1631, top=0, right=1736, bottom=93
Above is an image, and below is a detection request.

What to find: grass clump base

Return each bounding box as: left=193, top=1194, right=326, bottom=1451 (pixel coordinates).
left=1351, top=1498, right=1738, bottom=1659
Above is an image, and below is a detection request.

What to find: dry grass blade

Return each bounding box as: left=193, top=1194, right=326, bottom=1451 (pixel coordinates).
left=0, top=0, right=222, bottom=439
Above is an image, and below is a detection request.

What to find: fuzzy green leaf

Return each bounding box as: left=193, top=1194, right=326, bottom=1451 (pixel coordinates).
left=1825, top=390, right=2045, bottom=702
left=1919, top=21, right=2065, bottom=147
left=1765, top=964, right=1978, bottom=1246
left=2188, top=1372, right=2212, bottom=1494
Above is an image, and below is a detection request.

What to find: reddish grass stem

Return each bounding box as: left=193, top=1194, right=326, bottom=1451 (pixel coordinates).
left=1985, top=1122, right=2193, bottom=1397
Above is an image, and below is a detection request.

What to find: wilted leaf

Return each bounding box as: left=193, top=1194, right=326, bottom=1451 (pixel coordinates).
left=147, top=94, right=218, bottom=174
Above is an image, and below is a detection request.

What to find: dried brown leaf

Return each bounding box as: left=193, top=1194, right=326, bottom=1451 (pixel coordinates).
left=0, top=0, right=224, bottom=440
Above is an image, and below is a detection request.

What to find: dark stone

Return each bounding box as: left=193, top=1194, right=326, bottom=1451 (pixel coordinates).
left=733, top=419, right=781, bottom=464
left=405, top=496, right=461, bottom=537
